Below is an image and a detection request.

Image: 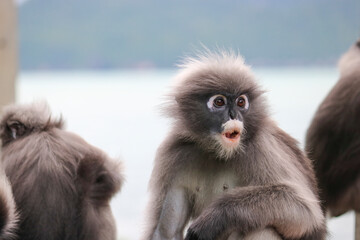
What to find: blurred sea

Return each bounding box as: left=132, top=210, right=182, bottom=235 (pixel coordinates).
left=17, top=68, right=353, bottom=240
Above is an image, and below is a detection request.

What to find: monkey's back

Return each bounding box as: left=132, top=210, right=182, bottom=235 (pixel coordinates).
left=1, top=129, right=84, bottom=240
left=306, top=69, right=360, bottom=216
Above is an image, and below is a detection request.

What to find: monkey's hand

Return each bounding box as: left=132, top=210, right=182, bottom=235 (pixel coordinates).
left=184, top=207, right=225, bottom=240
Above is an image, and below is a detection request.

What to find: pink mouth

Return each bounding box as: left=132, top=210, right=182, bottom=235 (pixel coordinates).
left=222, top=129, right=241, bottom=142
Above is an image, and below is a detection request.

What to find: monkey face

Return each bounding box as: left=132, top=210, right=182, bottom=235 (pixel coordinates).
left=173, top=85, right=266, bottom=159
left=167, top=52, right=269, bottom=159
left=206, top=94, right=248, bottom=151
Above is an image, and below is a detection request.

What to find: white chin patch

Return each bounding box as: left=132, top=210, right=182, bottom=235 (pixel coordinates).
left=214, top=120, right=244, bottom=158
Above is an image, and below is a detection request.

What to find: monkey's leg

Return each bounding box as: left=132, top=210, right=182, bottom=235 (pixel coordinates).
left=152, top=187, right=191, bottom=240
left=185, top=184, right=325, bottom=240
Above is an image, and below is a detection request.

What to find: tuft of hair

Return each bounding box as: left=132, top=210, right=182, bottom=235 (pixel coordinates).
left=0, top=102, right=63, bottom=146
left=173, top=49, right=255, bottom=88
left=163, top=49, right=263, bottom=117
left=338, top=38, right=360, bottom=77
left=0, top=169, right=18, bottom=240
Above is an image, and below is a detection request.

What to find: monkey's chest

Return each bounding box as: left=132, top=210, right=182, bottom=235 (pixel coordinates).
left=183, top=168, right=239, bottom=217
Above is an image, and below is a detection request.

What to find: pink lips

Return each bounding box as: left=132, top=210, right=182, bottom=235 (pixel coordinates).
left=222, top=129, right=241, bottom=144
left=224, top=130, right=240, bottom=141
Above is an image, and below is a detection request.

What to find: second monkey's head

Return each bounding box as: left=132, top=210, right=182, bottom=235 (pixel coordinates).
left=165, top=51, right=269, bottom=159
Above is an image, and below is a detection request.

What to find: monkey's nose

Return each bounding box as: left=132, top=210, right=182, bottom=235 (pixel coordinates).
left=229, top=109, right=236, bottom=120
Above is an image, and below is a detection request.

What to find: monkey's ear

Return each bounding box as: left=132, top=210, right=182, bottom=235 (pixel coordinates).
left=8, top=121, right=27, bottom=139
left=92, top=161, right=123, bottom=201
left=78, top=154, right=124, bottom=204
left=356, top=39, right=360, bottom=48
left=0, top=120, right=28, bottom=145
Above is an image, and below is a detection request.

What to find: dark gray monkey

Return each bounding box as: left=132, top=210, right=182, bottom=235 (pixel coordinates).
left=143, top=52, right=326, bottom=240
left=0, top=167, right=17, bottom=240
left=0, top=102, right=124, bottom=240
left=306, top=38, right=360, bottom=217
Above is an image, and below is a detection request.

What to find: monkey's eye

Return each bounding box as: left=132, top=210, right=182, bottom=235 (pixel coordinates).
left=207, top=95, right=227, bottom=109
left=237, top=95, right=249, bottom=110
left=214, top=97, right=225, bottom=107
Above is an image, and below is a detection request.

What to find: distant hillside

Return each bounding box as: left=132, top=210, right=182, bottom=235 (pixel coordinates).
left=19, top=0, right=360, bottom=69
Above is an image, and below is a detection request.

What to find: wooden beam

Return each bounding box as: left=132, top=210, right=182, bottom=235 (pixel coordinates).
left=0, top=0, right=17, bottom=112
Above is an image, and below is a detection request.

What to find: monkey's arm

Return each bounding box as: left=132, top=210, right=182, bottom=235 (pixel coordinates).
left=143, top=136, right=197, bottom=240
left=185, top=184, right=325, bottom=240
left=0, top=171, right=18, bottom=240
left=154, top=187, right=191, bottom=240
left=144, top=186, right=191, bottom=240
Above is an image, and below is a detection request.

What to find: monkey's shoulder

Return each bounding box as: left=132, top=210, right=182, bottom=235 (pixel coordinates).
left=269, top=126, right=304, bottom=158
left=252, top=125, right=316, bottom=181
left=310, top=70, right=360, bottom=131
left=155, top=134, right=204, bottom=164
left=252, top=123, right=304, bottom=160
left=306, top=71, right=360, bottom=165
left=151, top=136, right=204, bottom=182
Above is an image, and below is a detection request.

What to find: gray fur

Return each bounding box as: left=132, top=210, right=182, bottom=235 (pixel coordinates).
left=306, top=38, right=360, bottom=217
left=241, top=228, right=281, bottom=240
left=0, top=102, right=124, bottom=240
left=0, top=166, right=18, bottom=240
left=143, top=51, right=326, bottom=240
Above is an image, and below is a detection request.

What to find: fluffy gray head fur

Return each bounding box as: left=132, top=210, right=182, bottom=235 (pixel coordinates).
left=0, top=102, right=63, bottom=146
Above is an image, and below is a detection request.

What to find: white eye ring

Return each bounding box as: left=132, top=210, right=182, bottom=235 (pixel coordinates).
left=207, top=95, right=227, bottom=109
left=236, top=95, right=249, bottom=110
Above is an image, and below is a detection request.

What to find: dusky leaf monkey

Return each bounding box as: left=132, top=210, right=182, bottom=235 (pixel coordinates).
left=0, top=102, right=124, bottom=240
left=143, top=51, right=326, bottom=240
left=306, top=38, right=360, bottom=217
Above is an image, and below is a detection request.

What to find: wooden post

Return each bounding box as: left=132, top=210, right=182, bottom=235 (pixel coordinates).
left=356, top=212, right=360, bottom=240
left=0, top=0, right=17, bottom=112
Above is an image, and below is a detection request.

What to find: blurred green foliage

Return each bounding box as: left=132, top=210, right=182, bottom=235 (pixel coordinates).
left=19, top=0, right=360, bottom=69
